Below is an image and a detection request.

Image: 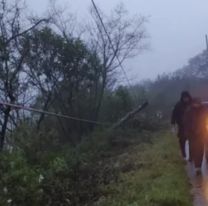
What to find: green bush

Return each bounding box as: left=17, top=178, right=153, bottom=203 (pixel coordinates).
left=0, top=129, right=124, bottom=206
left=0, top=152, right=42, bottom=206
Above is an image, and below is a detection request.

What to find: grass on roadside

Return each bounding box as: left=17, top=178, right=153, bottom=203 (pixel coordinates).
left=94, top=131, right=192, bottom=206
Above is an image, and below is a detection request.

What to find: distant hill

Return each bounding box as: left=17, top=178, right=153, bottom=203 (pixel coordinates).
left=174, top=50, right=208, bottom=78
left=135, top=49, right=208, bottom=118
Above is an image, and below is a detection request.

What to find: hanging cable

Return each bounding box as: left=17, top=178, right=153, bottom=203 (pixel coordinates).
left=91, top=0, right=138, bottom=100
left=0, top=101, right=110, bottom=126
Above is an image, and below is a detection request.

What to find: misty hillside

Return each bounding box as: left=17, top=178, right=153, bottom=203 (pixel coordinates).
left=174, top=50, right=208, bottom=78
left=135, top=48, right=208, bottom=121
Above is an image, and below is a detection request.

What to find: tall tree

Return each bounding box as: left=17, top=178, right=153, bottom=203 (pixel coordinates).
left=24, top=27, right=103, bottom=143
left=86, top=4, right=147, bottom=121
left=0, top=0, right=46, bottom=149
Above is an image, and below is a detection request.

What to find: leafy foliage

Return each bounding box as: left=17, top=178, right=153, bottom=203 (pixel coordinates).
left=0, top=1, right=195, bottom=206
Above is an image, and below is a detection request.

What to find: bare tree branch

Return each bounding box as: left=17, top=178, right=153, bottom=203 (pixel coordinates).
left=5, top=18, right=48, bottom=45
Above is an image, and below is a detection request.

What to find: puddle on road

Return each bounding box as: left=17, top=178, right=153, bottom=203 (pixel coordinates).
left=185, top=142, right=208, bottom=206
left=186, top=161, right=208, bottom=206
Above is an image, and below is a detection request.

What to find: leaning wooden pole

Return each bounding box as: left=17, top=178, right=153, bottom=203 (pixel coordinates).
left=111, top=101, right=148, bottom=130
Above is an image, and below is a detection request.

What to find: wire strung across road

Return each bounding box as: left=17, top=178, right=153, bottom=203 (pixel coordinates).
left=0, top=101, right=110, bottom=126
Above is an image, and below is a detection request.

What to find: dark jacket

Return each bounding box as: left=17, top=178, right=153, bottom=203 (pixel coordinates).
left=171, top=91, right=192, bottom=126
left=171, top=101, right=190, bottom=126
left=183, top=105, right=208, bottom=140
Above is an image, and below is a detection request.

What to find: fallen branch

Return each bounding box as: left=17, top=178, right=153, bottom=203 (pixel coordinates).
left=111, top=101, right=148, bottom=130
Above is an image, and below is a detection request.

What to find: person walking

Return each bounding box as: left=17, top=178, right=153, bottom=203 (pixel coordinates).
left=171, top=91, right=192, bottom=160
left=183, top=98, right=208, bottom=175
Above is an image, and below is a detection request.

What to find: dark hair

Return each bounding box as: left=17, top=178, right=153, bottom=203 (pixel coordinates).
left=180, top=91, right=192, bottom=101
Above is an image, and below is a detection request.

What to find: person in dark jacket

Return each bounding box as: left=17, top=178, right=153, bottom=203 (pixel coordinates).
left=183, top=98, right=208, bottom=175
left=171, top=91, right=192, bottom=159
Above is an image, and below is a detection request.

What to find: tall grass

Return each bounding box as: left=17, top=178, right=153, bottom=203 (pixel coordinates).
left=94, top=132, right=192, bottom=206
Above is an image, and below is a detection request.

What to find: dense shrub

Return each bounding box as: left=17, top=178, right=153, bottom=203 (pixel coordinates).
left=0, top=127, right=158, bottom=206
left=0, top=152, right=42, bottom=206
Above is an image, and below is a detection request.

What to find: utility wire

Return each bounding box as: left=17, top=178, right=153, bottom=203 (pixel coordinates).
left=0, top=101, right=110, bottom=126
left=91, top=0, right=137, bottom=100
left=0, top=2, right=142, bottom=128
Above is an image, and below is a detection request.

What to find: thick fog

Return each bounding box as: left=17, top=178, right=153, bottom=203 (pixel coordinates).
left=27, top=0, right=208, bottom=82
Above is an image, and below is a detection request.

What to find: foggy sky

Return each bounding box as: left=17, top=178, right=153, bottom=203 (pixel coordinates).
left=27, top=0, right=208, bottom=82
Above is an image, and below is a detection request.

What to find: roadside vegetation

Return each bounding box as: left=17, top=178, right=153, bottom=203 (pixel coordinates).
left=96, top=131, right=192, bottom=206
left=0, top=129, right=192, bottom=206
left=1, top=0, right=208, bottom=205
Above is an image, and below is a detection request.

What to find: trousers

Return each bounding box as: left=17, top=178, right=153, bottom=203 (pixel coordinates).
left=189, top=137, right=204, bottom=168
